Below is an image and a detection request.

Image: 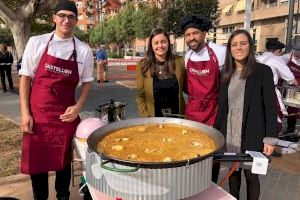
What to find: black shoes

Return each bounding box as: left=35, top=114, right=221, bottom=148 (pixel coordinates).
left=271, top=151, right=282, bottom=157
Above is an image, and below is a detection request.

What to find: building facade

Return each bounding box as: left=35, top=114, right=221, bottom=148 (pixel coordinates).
left=216, top=0, right=299, bottom=52
left=74, top=0, right=100, bottom=32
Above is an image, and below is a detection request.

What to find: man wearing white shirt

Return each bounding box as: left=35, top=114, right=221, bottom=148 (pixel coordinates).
left=180, top=14, right=226, bottom=184
left=19, top=0, right=94, bottom=199
left=257, top=39, right=297, bottom=133
left=281, top=36, right=300, bottom=134
left=181, top=14, right=226, bottom=126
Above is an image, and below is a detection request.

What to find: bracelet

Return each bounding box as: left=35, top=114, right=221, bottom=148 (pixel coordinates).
left=263, top=137, right=278, bottom=145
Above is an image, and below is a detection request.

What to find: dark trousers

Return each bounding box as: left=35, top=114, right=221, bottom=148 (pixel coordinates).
left=229, top=169, right=260, bottom=200
left=212, top=161, right=220, bottom=183
left=212, top=163, right=260, bottom=200
left=286, top=106, right=298, bottom=133
left=0, top=65, right=13, bottom=91
left=30, top=165, right=71, bottom=200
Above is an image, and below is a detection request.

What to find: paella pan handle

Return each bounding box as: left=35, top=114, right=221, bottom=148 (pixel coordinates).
left=162, top=113, right=185, bottom=119
left=100, top=160, right=140, bottom=173
left=213, top=153, right=271, bottom=162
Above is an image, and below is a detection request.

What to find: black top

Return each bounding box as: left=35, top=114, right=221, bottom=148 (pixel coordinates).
left=214, top=63, right=278, bottom=152
left=153, top=61, right=179, bottom=117
left=0, top=51, right=13, bottom=67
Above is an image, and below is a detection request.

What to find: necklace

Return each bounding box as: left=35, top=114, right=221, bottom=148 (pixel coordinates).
left=157, top=64, right=165, bottom=75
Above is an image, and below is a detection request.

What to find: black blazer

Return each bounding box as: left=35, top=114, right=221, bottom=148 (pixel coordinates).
left=214, top=63, right=278, bottom=152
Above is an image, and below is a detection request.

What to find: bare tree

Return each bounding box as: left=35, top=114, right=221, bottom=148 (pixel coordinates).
left=0, top=0, right=56, bottom=58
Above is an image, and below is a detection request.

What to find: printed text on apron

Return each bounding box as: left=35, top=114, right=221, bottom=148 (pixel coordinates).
left=21, top=34, right=80, bottom=174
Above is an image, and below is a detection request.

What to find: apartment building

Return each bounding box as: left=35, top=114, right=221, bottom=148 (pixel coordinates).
left=102, top=0, right=123, bottom=18
left=217, top=0, right=300, bottom=52
left=74, top=0, right=100, bottom=32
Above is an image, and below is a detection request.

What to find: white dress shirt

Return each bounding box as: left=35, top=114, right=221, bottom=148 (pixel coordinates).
left=184, top=42, right=226, bottom=69
left=19, top=32, right=94, bottom=85
left=257, top=52, right=295, bottom=118
left=281, top=52, right=300, bottom=66
left=257, top=52, right=295, bottom=85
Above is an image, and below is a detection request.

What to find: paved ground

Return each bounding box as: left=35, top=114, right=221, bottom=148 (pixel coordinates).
left=0, top=68, right=299, bottom=200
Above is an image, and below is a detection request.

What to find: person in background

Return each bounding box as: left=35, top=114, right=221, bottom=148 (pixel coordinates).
left=96, top=44, right=108, bottom=82
left=281, top=36, right=300, bottom=134
left=214, top=29, right=278, bottom=200
left=136, top=28, right=186, bottom=117
left=0, top=43, right=14, bottom=92
left=257, top=39, right=297, bottom=134
left=17, top=56, right=22, bottom=72
left=181, top=14, right=226, bottom=126
left=19, top=0, right=94, bottom=199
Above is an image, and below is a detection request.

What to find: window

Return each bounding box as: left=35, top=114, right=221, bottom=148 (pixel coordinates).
left=223, top=5, right=233, bottom=15
left=78, top=14, right=83, bottom=20
left=266, top=38, right=279, bottom=42
left=266, top=0, right=277, bottom=8
left=280, top=0, right=289, bottom=3
left=223, top=26, right=235, bottom=34
left=76, top=2, right=83, bottom=8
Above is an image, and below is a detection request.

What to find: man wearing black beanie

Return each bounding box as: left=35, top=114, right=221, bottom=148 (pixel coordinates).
left=181, top=14, right=226, bottom=127
left=180, top=14, right=226, bottom=184
left=19, top=0, right=94, bottom=199
left=257, top=40, right=297, bottom=146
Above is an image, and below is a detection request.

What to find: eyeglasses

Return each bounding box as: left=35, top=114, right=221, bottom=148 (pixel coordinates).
left=56, top=13, right=77, bottom=22
left=231, top=41, right=249, bottom=48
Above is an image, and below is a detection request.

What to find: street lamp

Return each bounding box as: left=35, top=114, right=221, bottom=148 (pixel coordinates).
left=99, top=0, right=106, bottom=39
left=99, top=0, right=106, bottom=22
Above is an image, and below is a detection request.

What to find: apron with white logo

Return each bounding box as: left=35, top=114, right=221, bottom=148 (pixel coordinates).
left=185, top=44, right=220, bottom=126
left=21, top=34, right=80, bottom=174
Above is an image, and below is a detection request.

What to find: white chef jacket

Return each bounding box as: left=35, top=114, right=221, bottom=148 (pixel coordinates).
left=19, top=32, right=94, bottom=85
left=257, top=52, right=295, bottom=85
left=281, top=52, right=300, bottom=66
left=184, top=42, right=226, bottom=69
left=257, top=52, right=295, bottom=119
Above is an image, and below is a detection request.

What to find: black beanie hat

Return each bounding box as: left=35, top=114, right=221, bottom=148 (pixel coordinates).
left=266, top=39, right=285, bottom=51
left=55, top=0, right=78, bottom=16
left=180, top=14, right=212, bottom=33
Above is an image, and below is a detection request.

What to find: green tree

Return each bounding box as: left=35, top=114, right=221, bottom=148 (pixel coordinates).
left=0, top=0, right=56, bottom=58
left=162, top=0, right=219, bottom=36
left=116, top=2, right=136, bottom=55
left=89, top=25, right=101, bottom=45
left=0, top=27, right=14, bottom=45
left=74, top=27, right=89, bottom=43
left=133, top=2, right=157, bottom=39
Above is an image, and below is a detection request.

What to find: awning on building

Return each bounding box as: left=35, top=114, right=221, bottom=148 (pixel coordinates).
left=222, top=4, right=233, bottom=14
left=234, top=0, right=254, bottom=12
left=234, top=0, right=246, bottom=12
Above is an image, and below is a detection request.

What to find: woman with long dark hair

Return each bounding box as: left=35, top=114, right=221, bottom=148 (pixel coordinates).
left=214, top=29, right=278, bottom=200
left=136, top=28, right=186, bottom=117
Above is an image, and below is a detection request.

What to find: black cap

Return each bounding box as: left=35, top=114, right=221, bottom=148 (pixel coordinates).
left=55, top=0, right=78, bottom=16
left=292, top=36, right=300, bottom=51
left=180, top=14, right=212, bottom=33
left=266, top=39, right=285, bottom=51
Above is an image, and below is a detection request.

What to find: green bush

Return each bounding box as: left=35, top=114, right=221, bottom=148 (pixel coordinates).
left=107, top=50, right=125, bottom=58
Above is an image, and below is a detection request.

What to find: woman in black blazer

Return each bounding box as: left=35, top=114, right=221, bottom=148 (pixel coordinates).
left=214, top=30, right=278, bottom=200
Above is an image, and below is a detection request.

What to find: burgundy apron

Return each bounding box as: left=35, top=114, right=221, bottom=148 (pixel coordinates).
left=185, top=44, right=220, bottom=126
left=287, top=54, right=300, bottom=120
left=21, top=34, right=80, bottom=174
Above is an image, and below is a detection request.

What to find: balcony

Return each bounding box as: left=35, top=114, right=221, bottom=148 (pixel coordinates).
left=219, top=2, right=293, bottom=26
left=87, top=7, right=95, bottom=13
left=87, top=19, right=95, bottom=25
